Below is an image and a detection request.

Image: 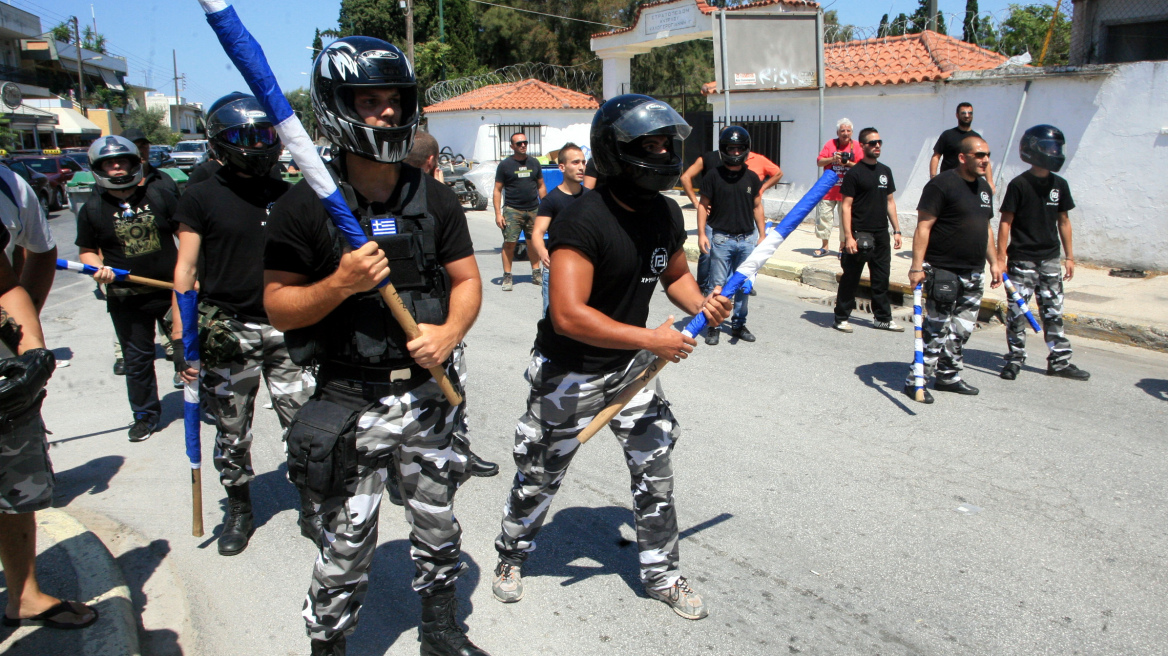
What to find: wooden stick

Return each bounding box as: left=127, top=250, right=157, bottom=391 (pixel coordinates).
left=378, top=283, right=463, bottom=407
left=125, top=274, right=174, bottom=290
left=576, top=356, right=668, bottom=444
left=192, top=468, right=203, bottom=537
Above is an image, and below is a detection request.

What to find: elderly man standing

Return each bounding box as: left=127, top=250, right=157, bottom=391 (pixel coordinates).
left=493, top=132, right=546, bottom=291
left=814, top=118, right=864, bottom=257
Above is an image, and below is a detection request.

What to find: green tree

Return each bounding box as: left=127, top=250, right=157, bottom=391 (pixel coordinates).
left=998, top=3, right=1072, bottom=64
left=0, top=117, right=17, bottom=151
left=963, top=0, right=980, bottom=43
left=121, top=107, right=180, bottom=146
left=631, top=40, right=713, bottom=113
left=311, top=28, right=323, bottom=62
left=824, top=10, right=855, bottom=43
left=92, top=87, right=126, bottom=110
left=50, top=22, right=73, bottom=43
left=81, top=26, right=106, bottom=53
left=878, top=13, right=890, bottom=37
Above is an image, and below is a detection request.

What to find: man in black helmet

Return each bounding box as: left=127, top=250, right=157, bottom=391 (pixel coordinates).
left=264, top=37, right=488, bottom=656
left=122, top=127, right=180, bottom=198
left=170, top=93, right=316, bottom=557
left=997, top=125, right=1088, bottom=382
left=491, top=94, right=732, bottom=621
left=697, top=125, right=765, bottom=345
left=76, top=135, right=180, bottom=442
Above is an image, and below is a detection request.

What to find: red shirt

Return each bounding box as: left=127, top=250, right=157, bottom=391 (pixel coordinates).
left=745, top=152, right=781, bottom=183
left=818, top=138, right=864, bottom=201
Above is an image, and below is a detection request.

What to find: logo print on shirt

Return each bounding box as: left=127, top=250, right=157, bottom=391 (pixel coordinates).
left=114, top=203, right=161, bottom=258
left=980, top=191, right=991, bottom=205
left=1049, top=189, right=1060, bottom=203
left=879, top=174, right=888, bottom=186
left=649, top=247, right=668, bottom=275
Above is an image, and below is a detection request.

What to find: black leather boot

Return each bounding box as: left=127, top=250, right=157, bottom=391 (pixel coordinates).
left=299, top=488, right=323, bottom=544
left=218, top=483, right=254, bottom=556
left=465, top=451, right=499, bottom=478
left=419, top=591, right=490, bottom=656
left=310, top=635, right=345, bottom=656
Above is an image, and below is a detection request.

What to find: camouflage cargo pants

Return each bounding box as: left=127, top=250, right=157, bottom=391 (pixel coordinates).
left=496, top=349, right=683, bottom=592
left=0, top=407, right=52, bottom=514
left=205, top=318, right=315, bottom=487
left=303, top=372, right=469, bottom=642
left=1004, top=258, right=1072, bottom=368
left=905, top=269, right=984, bottom=387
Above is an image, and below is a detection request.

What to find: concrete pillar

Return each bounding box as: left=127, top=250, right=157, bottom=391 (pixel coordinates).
left=602, top=55, right=632, bottom=101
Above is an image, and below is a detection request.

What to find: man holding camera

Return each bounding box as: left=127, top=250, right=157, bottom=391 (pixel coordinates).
left=905, top=135, right=1002, bottom=403
left=813, top=118, right=864, bottom=257
left=833, top=128, right=903, bottom=333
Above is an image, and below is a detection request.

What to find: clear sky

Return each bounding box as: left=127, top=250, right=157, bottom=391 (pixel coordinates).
left=19, top=0, right=1028, bottom=107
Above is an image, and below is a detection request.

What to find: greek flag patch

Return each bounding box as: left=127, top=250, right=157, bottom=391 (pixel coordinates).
left=371, top=218, right=397, bottom=236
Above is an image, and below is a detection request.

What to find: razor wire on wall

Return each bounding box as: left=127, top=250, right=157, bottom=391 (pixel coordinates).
left=425, top=61, right=601, bottom=106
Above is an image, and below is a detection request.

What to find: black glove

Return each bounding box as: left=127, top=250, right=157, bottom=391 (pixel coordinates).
left=0, top=348, right=56, bottom=421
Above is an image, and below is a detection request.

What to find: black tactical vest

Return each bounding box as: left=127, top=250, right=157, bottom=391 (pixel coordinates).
left=285, top=165, right=450, bottom=370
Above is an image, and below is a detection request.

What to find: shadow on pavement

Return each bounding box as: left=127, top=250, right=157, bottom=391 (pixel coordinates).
left=346, top=538, right=482, bottom=655
left=116, top=539, right=181, bottom=655
left=524, top=505, right=643, bottom=592
left=799, top=309, right=837, bottom=328
left=1136, top=378, right=1168, bottom=401
left=854, top=361, right=917, bottom=416
left=50, top=346, right=74, bottom=363
left=0, top=539, right=83, bottom=655
left=49, top=426, right=130, bottom=446
left=52, top=455, right=125, bottom=507
left=196, top=464, right=302, bottom=549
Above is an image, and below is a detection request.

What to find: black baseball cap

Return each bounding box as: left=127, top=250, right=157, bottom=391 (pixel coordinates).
left=121, top=128, right=149, bottom=144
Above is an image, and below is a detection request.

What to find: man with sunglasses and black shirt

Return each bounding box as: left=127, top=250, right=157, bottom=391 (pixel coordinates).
left=170, top=93, right=315, bottom=557
left=493, top=132, right=545, bottom=291
left=931, top=103, right=995, bottom=195
left=834, top=128, right=904, bottom=333
left=905, top=134, right=1002, bottom=403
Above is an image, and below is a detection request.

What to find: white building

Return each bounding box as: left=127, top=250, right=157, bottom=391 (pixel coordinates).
left=423, top=79, right=600, bottom=164
left=145, top=92, right=204, bottom=140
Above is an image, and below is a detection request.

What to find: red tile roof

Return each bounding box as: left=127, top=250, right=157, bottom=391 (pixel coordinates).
left=424, top=79, right=600, bottom=113
left=700, top=30, right=1010, bottom=92
left=592, top=0, right=820, bottom=40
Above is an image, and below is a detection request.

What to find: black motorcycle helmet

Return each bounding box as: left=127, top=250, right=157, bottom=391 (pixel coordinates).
left=590, top=94, right=691, bottom=201
left=1019, top=124, right=1066, bottom=172
left=719, top=125, right=751, bottom=166
left=206, top=92, right=282, bottom=177
left=88, top=135, right=143, bottom=190
left=311, top=36, right=418, bottom=164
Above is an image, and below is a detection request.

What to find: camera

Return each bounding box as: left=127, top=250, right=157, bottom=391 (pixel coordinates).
left=838, top=151, right=852, bottom=164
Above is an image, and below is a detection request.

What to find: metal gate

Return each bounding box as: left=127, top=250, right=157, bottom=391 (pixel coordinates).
left=715, top=115, right=791, bottom=167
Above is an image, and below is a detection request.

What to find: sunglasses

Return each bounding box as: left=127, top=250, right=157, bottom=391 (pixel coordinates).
left=970, top=151, right=991, bottom=159
left=512, top=140, right=528, bottom=147
left=220, top=124, right=279, bottom=149
left=863, top=139, right=882, bottom=146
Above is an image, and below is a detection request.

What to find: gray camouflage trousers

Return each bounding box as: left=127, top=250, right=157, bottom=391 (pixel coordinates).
left=905, top=269, right=984, bottom=387
left=205, top=318, right=315, bottom=487
left=1004, top=258, right=1073, bottom=368
left=0, top=408, right=52, bottom=514
left=496, top=349, right=683, bottom=592
left=303, top=365, right=470, bottom=642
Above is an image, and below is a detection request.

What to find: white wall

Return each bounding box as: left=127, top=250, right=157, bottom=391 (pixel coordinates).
left=720, top=61, right=1168, bottom=270
left=425, top=109, right=595, bottom=164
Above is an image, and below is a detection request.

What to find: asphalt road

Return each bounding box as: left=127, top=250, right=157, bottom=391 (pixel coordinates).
left=28, top=202, right=1168, bottom=656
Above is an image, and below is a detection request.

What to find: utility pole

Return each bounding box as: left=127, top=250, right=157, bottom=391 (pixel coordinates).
left=406, top=0, right=415, bottom=67
left=927, top=0, right=938, bottom=31
left=173, top=50, right=181, bottom=132
left=72, top=17, right=86, bottom=114
left=438, top=0, right=446, bottom=79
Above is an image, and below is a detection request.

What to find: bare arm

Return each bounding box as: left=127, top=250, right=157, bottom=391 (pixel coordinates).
left=1057, top=211, right=1075, bottom=280
left=841, top=196, right=856, bottom=253
left=170, top=225, right=201, bottom=341
left=660, top=249, right=731, bottom=326
left=986, top=222, right=1002, bottom=288
left=759, top=168, right=783, bottom=195
left=78, top=247, right=116, bottom=284
left=0, top=255, right=44, bottom=352
left=537, top=177, right=547, bottom=200
left=909, top=212, right=936, bottom=287
left=18, top=246, right=56, bottom=312
left=680, top=158, right=705, bottom=208
left=985, top=160, right=996, bottom=195
left=493, top=181, right=505, bottom=229
left=697, top=194, right=711, bottom=254
left=887, top=195, right=902, bottom=249
left=753, top=192, right=765, bottom=244
left=996, top=211, right=1014, bottom=266
left=263, top=241, right=389, bottom=332
left=532, top=214, right=552, bottom=269
left=929, top=153, right=941, bottom=178
left=407, top=254, right=482, bottom=369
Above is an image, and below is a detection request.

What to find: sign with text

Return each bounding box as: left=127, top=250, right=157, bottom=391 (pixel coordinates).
left=714, top=13, right=821, bottom=92
left=644, top=5, right=697, bottom=35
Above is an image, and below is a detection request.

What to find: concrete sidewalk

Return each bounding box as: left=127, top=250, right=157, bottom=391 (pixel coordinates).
left=673, top=195, right=1168, bottom=352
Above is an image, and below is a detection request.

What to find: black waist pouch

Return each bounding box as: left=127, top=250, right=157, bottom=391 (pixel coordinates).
left=927, top=267, right=962, bottom=311
left=853, top=231, right=876, bottom=258
left=285, top=391, right=370, bottom=502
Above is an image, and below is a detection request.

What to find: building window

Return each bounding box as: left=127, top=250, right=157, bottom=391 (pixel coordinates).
left=496, top=124, right=542, bottom=160
left=1105, top=20, right=1168, bottom=63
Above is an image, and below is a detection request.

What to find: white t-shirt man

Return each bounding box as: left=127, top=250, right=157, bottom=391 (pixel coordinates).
left=0, top=165, right=56, bottom=259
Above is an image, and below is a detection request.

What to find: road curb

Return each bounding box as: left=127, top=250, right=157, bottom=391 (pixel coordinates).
left=683, top=244, right=1168, bottom=353
left=37, top=508, right=141, bottom=656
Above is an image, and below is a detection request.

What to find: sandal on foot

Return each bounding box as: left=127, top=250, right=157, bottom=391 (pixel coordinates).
left=812, top=248, right=828, bottom=257
left=2, top=600, right=98, bottom=630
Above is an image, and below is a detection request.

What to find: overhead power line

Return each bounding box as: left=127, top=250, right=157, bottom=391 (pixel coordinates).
left=466, top=0, right=624, bottom=29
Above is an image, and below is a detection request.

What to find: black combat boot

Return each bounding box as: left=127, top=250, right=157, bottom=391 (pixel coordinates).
left=299, top=488, right=324, bottom=544
left=419, top=591, right=490, bottom=656
left=218, top=483, right=254, bottom=556
left=310, top=635, right=345, bottom=656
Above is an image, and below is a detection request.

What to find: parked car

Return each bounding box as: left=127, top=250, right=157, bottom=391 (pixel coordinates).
left=149, top=146, right=177, bottom=169
left=1, top=159, right=52, bottom=214
left=62, top=147, right=90, bottom=170
left=170, top=140, right=210, bottom=171
left=11, top=154, right=78, bottom=210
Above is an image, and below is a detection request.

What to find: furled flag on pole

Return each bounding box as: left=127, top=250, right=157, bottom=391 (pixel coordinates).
left=176, top=289, right=204, bottom=536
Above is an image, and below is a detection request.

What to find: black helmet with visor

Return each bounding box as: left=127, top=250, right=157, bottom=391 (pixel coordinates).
left=1019, top=124, right=1066, bottom=172
left=206, top=92, right=282, bottom=177
left=590, top=94, right=691, bottom=201
left=718, top=125, right=751, bottom=166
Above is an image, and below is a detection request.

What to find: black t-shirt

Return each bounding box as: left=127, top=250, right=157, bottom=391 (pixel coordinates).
left=701, top=166, right=760, bottom=235
left=933, top=127, right=982, bottom=173
left=265, top=164, right=473, bottom=284
left=144, top=165, right=180, bottom=198
left=75, top=186, right=178, bottom=292
left=495, top=156, right=543, bottom=210
left=534, top=186, right=686, bottom=374
left=536, top=186, right=586, bottom=225
left=1001, top=171, right=1074, bottom=261
left=175, top=170, right=289, bottom=322
left=700, top=150, right=722, bottom=174
left=584, top=159, right=598, bottom=180
left=840, top=161, right=896, bottom=232
left=917, top=169, right=994, bottom=271
left=186, top=159, right=221, bottom=186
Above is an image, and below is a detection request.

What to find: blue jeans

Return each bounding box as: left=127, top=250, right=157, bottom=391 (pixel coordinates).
left=541, top=265, right=550, bottom=315
left=696, top=225, right=714, bottom=295
left=709, top=230, right=755, bottom=330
